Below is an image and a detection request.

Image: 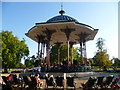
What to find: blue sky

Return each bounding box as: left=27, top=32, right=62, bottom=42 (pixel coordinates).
left=2, top=2, right=118, bottom=63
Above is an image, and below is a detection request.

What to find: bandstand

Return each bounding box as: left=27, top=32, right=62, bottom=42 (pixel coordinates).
left=25, top=7, right=98, bottom=69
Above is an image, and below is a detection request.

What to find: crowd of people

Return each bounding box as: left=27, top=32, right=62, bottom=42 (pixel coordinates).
left=2, top=73, right=44, bottom=90
left=1, top=72, right=120, bottom=89
left=32, top=61, right=91, bottom=73
left=81, top=74, right=120, bottom=89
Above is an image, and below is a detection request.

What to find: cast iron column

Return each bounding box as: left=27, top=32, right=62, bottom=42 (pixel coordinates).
left=36, top=35, right=45, bottom=65
left=43, top=28, right=56, bottom=67
left=69, top=42, right=75, bottom=64
left=75, top=32, right=84, bottom=64
left=75, top=32, right=89, bottom=65
left=61, top=27, right=75, bottom=64
left=38, top=42, right=40, bottom=60
left=55, top=42, right=63, bottom=64
left=46, top=44, right=50, bottom=67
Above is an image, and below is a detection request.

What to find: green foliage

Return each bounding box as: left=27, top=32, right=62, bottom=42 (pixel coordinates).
left=111, top=57, right=120, bottom=66
left=25, top=59, right=34, bottom=68
left=50, top=45, right=79, bottom=64
left=96, top=38, right=105, bottom=52
left=50, top=45, right=58, bottom=64
left=88, top=58, right=94, bottom=66
left=24, top=55, right=36, bottom=68
left=50, top=45, right=68, bottom=64
left=75, top=47, right=84, bottom=63
left=16, top=63, right=26, bottom=68
left=93, top=51, right=112, bottom=67
left=93, top=38, right=112, bottom=67
left=72, top=47, right=79, bottom=61
left=60, top=45, right=68, bottom=61
left=2, top=31, right=29, bottom=72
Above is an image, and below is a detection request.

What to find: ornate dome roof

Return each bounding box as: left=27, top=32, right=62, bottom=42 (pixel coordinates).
left=47, top=15, right=78, bottom=23
left=47, top=9, right=78, bottom=23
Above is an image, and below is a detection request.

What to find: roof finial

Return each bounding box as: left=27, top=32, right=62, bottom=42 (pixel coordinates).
left=61, top=1, right=63, bottom=10
left=59, top=0, right=65, bottom=15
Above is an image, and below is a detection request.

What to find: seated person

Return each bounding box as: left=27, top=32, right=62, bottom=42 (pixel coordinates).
left=7, top=74, right=13, bottom=84
left=81, top=77, right=93, bottom=87
left=110, top=75, right=120, bottom=88
left=29, top=73, right=34, bottom=77
left=81, top=77, right=96, bottom=88
left=45, top=73, right=50, bottom=80
left=35, top=74, right=43, bottom=88
left=49, top=75, right=56, bottom=86
left=101, top=75, right=114, bottom=87
left=7, top=74, right=13, bottom=81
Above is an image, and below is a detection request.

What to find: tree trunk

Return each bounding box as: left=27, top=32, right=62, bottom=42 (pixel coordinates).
left=4, top=68, right=8, bottom=73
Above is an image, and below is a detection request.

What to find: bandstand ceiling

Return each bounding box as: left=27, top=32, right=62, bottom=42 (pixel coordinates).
left=25, top=21, right=98, bottom=45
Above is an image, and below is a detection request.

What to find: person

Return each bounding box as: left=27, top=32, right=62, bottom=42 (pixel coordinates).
left=45, top=73, right=50, bottom=79
left=110, top=75, right=120, bottom=88
left=35, top=74, right=43, bottom=88
left=37, top=66, right=41, bottom=72
left=29, top=73, right=34, bottom=77
left=101, top=75, right=114, bottom=88
left=81, top=77, right=95, bottom=88
left=49, top=75, right=56, bottom=86
left=7, top=74, right=13, bottom=81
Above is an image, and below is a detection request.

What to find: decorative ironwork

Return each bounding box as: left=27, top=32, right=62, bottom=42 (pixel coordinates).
left=42, top=28, right=56, bottom=41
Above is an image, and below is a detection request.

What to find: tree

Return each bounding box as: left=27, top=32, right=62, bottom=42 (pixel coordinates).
left=24, top=55, right=36, bottom=68
left=111, top=57, right=120, bottom=67
left=50, top=45, right=79, bottom=64
left=88, top=58, right=95, bottom=66
left=75, top=47, right=87, bottom=64
left=93, top=50, right=112, bottom=67
left=96, top=38, right=105, bottom=52
left=16, top=63, right=26, bottom=68
left=50, top=45, right=58, bottom=64
left=25, top=59, right=34, bottom=68
left=93, top=38, right=112, bottom=68
left=2, top=31, right=29, bottom=72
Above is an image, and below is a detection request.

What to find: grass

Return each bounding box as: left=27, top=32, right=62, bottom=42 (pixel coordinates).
left=2, top=68, right=32, bottom=74
left=2, top=66, right=120, bottom=74
left=92, top=66, right=120, bottom=72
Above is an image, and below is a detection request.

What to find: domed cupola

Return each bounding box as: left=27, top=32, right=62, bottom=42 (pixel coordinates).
left=47, top=9, right=78, bottom=23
